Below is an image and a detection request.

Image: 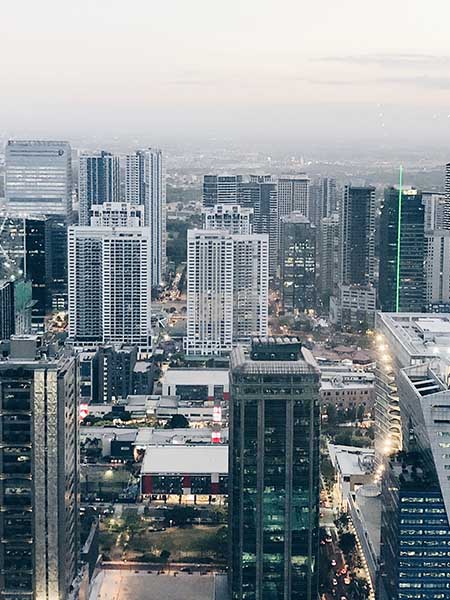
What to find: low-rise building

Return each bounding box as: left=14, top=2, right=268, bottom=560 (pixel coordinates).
left=328, top=444, right=375, bottom=509
left=140, top=445, right=228, bottom=497
left=330, top=283, right=376, bottom=330
left=347, top=484, right=381, bottom=593
left=161, top=368, right=229, bottom=400
left=320, top=369, right=375, bottom=413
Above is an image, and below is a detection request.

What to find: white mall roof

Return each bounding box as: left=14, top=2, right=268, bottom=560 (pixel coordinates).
left=162, top=368, right=229, bottom=386
left=141, top=444, right=228, bottom=475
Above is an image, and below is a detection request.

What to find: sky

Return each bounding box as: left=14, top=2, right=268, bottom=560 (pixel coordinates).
left=2, top=0, right=450, bottom=147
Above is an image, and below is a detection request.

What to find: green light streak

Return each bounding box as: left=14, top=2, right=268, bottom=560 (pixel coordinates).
left=395, top=165, right=403, bottom=312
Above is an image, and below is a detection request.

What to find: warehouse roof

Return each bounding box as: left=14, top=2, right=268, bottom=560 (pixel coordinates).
left=141, top=444, right=228, bottom=475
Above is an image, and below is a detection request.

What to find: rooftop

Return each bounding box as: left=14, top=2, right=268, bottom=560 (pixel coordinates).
left=376, top=313, right=450, bottom=360
left=232, top=342, right=319, bottom=375
left=135, top=427, right=218, bottom=446
left=141, top=444, right=228, bottom=475
left=328, top=444, right=375, bottom=476
left=162, top=368, right=229, bottom=386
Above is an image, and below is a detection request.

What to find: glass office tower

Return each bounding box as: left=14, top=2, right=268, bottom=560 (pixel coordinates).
left=280, top=213, right=316, bottom=313
left=0, top=336, right=79, bottom=599
left=379, top=187, right=425, bottom=312
left=5, top=140, right=72, bottom=218
left=229, top=338, right=320, bottom=600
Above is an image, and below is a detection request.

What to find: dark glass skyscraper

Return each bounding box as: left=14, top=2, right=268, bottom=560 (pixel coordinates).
left=0, top=336, right=79, bottom=599
left=280, top=214, right=316, bottom=313
left=78, top=151, right=120, bottom=225
left=202, top=175, right=243, bottom=207
left=229, top=338, right=320, bottom=600
left=239, top=178, right=278, bottom=276
left=0, top=280, right=15, bottom=340
left=339, top=185, right=375, bottom=286
left=379, top=187, right=425, bottom=312
left=25, top=216, right=68, bottom=327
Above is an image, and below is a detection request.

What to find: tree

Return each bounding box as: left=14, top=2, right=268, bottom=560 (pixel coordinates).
left=335, top=513, right=349, bottom=530
left=164, top=505, right=197, bottom=527
left=327, top=403, right=337, bottom=425
left=165, top=414, right=190, bottom=429
left=160, top=549, right=171, bottom=562
left=340, top=532, right=356, bottom=556
left=321, top=457, right=335, bottom=482
left=357, top=403, right=366, bottom=421
left=122, top=510, right=143, bottom=542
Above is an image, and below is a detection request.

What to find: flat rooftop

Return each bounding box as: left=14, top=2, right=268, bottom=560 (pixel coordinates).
left=141, top=444, right=228, bottom=475
left=162, top=369, right=229, bottom=386
left=352, top=484, right=382, bottom=559
left=328, top=444, right=374, bottom=476
left=376, top=313, right=450, bottom=359
left=135, top=427, right=216, bottom=446
left=321, top=380, right=373, bottom=391
left=93, top=571, right=229, bottom=600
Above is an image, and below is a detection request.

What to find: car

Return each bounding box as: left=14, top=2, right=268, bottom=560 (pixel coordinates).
left=344, top=577, right=351, bottom=585
left=332, top=578, right=338, bottom=586
left=331, top=559, right=337, bottom=567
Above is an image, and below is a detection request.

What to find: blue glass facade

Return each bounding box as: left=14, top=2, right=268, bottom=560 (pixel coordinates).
left=381, top=457, right=450, bottom=599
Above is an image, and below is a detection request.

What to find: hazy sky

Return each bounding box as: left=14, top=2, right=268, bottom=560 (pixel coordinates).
left=2, top=0, right=450, bottom=146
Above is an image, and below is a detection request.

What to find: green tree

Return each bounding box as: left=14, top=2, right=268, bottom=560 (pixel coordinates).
left=165, top=414, right=190, bottom=429
left=357, top=403, right=366, bottom=421
left=164, top=505, right=197, bottom=527
left=327, top=403, right=337, bottom=425
left=340, top=532, right=356, bottom=556
left=160, top=549, right=171, bottom=562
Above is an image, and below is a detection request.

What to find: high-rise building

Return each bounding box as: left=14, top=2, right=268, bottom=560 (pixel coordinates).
left=374, top=313, right=450, bottom=599
left=0, top=335, right=79, bottom=599
left=239, top=178, right=279, bottom=276
left=0, top=215, right=66, bottom=328
left=5, top=140, right=72, bottom=217
left=331, top=186, right=376, bottom=330
left=90, top=202, right=145, bottom=227
left=318, top=213, right=340, bottom=300
left=339, top=185, right=375, bottom=286
left=277, top=175, right=310, bottom=221
left=202, top=175, right=243, bottom=207
left=445, top=163, right=450, bottom=229
left=423, top=191, right=447, bottom=231
left=233, top=235, right=269, bottom=342
left=379, top=187, right=425, bottom=312
left=186, top=228, right=268, bottom=355
left=321, top=177, right=338, bottom=217
left=425, top=230, right=450, bottom=311
left=23, top=216, right=68, bottom=327
left=186, top=230, right=234, bottom=355
left=0, top=280, right=15, bottom=340
left=308, top=178, right=337, bottom=227
left=125, top=149, right=166, bottom=286
left=78, top=151, right=120, bottom=225
left=307, top=182, right=322, bottom=227
left=68, top=218, right=152, bottom=351
left=203, top=204, right=253, bottom=234
left=280, top=213, right=316, bottom=313
left=229, top=337, right=321, bottom=600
